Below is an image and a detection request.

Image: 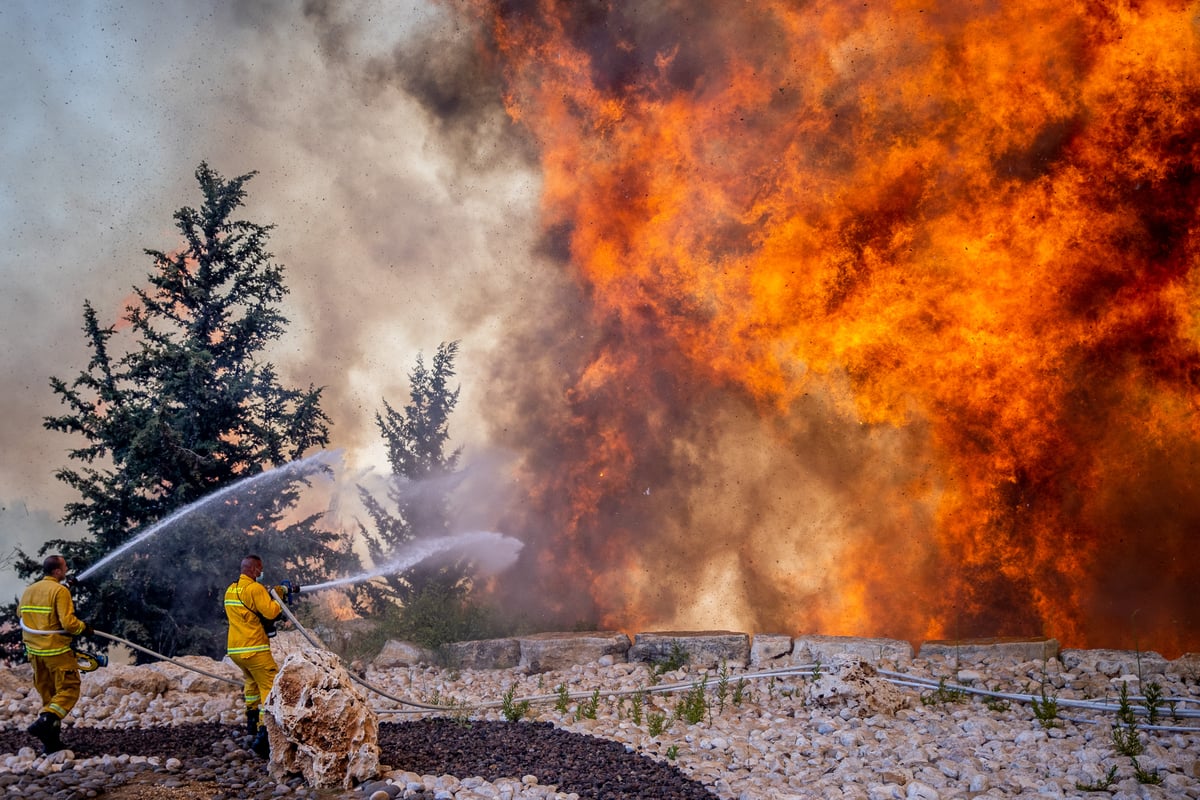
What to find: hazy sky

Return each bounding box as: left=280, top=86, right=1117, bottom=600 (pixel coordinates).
left=0, top=0, right=544, bottom=598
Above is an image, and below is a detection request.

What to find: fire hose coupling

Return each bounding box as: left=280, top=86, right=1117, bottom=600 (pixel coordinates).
left=275, top=579, right=302, bottom=602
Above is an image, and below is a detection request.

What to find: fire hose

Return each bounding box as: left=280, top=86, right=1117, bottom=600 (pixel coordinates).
left=24, top=613, right=1200, bottom=731
left=19, top=621, right=240, bottom=685
left=267, top=587, right=445, bottom=711
left=264, top=591, right=1200, bottom=729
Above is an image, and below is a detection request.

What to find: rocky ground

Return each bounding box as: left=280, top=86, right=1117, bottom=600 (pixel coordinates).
left=1, top=639, right=1198, bottom=800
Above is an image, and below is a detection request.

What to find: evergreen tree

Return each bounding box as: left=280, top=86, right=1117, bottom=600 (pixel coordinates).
left=6, top=163, right=355, bottom=659
left=357, top=342, right=495, bottom=645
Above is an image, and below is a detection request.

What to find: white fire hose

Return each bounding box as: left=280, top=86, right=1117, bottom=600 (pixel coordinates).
left=21, top=619, right=1200, bottom=732
left=268, top=587, right=445, bottom=711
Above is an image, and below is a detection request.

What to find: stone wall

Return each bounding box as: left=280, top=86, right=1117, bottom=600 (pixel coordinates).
left=369, top=631, right=1197, bottom=674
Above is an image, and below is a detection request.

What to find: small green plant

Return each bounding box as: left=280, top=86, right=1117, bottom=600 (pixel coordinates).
left=1116, top=682, right=1137, bottom=726
left=922, top=677, right=968, bottom=706
left=554, top=683, right=571, bottom=714
left=665, top=744, right=679, bottom=760
left=811, top=658, right=823, bottom=680
left=1141, top=681, right=1163, bottom=726
left=574, top=688, right=600, bottom=721
left=767, top=676, right=776, bottom=701
left=630, top=690, right=645, bottom=725
left=1112, top=723, right=1144, bottom=757
left=677, top=677, right=709, bottom=725
left=500, top=683, right=531, bottom=723
left=732, top=678, right=749, bottom=706
left=647, top=710, right=669, bottom=736
left=984, top=686, right=1011, bottom=713
left=651, top=640, right=689, bottom=678
left=1074, top=765, right=1118, bottom=792
left=1131, top=757, right=1161, bottom=785
left=1031, top=685, right=1060, bottom=729
left=445, top=697, right=472, bottom=726
left=1112, top=681, right=1144, bottom=756
left=715, top=661, right=730, bottom=712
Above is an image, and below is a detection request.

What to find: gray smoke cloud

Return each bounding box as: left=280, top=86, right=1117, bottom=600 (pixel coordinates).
left=0, top=1, right=548, bottom=585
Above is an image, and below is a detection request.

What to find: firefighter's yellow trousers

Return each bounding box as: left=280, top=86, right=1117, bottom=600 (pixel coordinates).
left=230, top=650, right=278, bottom=711
left=30, top=651, right=81, bottom=719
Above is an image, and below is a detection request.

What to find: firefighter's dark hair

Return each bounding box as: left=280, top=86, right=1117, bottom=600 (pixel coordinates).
left=42, top=554, right=66, bottom=576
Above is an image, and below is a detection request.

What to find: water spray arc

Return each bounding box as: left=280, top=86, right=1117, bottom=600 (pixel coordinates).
left=296, top=531, right=523, bottom=594
left=78, top=451, right=339, bottom=581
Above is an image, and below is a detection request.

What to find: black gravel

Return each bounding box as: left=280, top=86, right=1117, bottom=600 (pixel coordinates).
left=0, top=720, right=717, bottom=800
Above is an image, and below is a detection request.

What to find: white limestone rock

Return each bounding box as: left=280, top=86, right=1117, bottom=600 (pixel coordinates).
left=148, top=656, right=241, bottom=694
left=373, top=640, right=437, bottom=669
left=627, top=631, right=750, bottom=668
left=804, top=655, right=910, bottom=715
left=794, top=634, right=914, bottom=666
left=262, top=647, right=379, bottom=789
left=444, top=638, right=521, bottom=670
left=80, top=665, right=170, bottom=698
left=749, top=634, right=794, bottom=666
left=919, top=637, right=1060, bottom=665
left=1060, top=648, right=1168, bottom=678
left=518, top=632, right=631, bottom=672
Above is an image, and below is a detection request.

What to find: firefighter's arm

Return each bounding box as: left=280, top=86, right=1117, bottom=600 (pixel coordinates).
left=56, top=585, right=89, bottom=636
left=249, top=582, right=283, bottom=622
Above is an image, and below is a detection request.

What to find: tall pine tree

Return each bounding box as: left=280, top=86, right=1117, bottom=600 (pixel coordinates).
left=10, top=163, right=356, bottom=658
left=356, top=342, right=498, bottom=646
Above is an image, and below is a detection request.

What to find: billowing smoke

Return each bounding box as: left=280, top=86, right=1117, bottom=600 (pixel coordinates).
left=5, top=2, right=1198, bottom=657
left=430, top=0, right=1200, bottom=654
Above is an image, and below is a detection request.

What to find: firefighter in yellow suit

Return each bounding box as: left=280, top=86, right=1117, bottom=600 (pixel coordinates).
left=19, top=554, right=91, bottom=754
left=224, top=554, right=287, bottom=758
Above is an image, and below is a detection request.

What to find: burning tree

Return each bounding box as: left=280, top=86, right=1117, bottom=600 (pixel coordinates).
left=4, top=163, right=356, bottom=659
left=355, top=341, right=500, bottom=646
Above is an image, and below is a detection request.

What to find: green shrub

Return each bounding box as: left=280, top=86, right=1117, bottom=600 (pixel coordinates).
left=500, top=684, right=531, bottom=722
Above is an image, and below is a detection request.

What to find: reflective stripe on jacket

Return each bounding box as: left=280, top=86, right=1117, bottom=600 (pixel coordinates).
left=224, top=575, right=281, bottom=655
left=19, top=576, right=86, bottom=657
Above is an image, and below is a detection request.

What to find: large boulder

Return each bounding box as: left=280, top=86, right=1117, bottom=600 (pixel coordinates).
left=920, top=637, right=1060, bottom=665
left=373, top=640, right=437, bottom=669
left=794, top=635, right=914, bottom=666
left=749, top=634, right=794, bottom=666
left=518, top=632, right=630, bottom=672
left=0, top=665, right=31, bottom=699
left=81, top=664, right=171, bottom=698
left=628, top=631, right=750, bottom=668
left=149, top=656, right=242, bottom=694
left=263, top=648, right=379, bottom=789
left=804, top=655, right=910, bottom=715
left=444, top=638, right=521, bottom=670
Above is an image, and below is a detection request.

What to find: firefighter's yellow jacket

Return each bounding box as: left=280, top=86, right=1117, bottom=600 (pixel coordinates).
left=19, top=576, right=87, bottom=658
left=224, top=575, right=282, bottom=656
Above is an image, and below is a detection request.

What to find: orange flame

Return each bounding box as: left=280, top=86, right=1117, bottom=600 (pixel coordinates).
left=468, top=0, right=1200, bottom=656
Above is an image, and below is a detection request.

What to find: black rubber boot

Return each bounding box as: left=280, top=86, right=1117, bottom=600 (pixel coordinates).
left=27, top=712, right=65, bottom=754
left=251, top=726, right=270, bottom=758
left=246, top=708, right=260, bottom=737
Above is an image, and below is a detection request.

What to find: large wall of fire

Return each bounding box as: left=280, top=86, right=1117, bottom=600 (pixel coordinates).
left=461, top=0, right=1199, bottom=657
